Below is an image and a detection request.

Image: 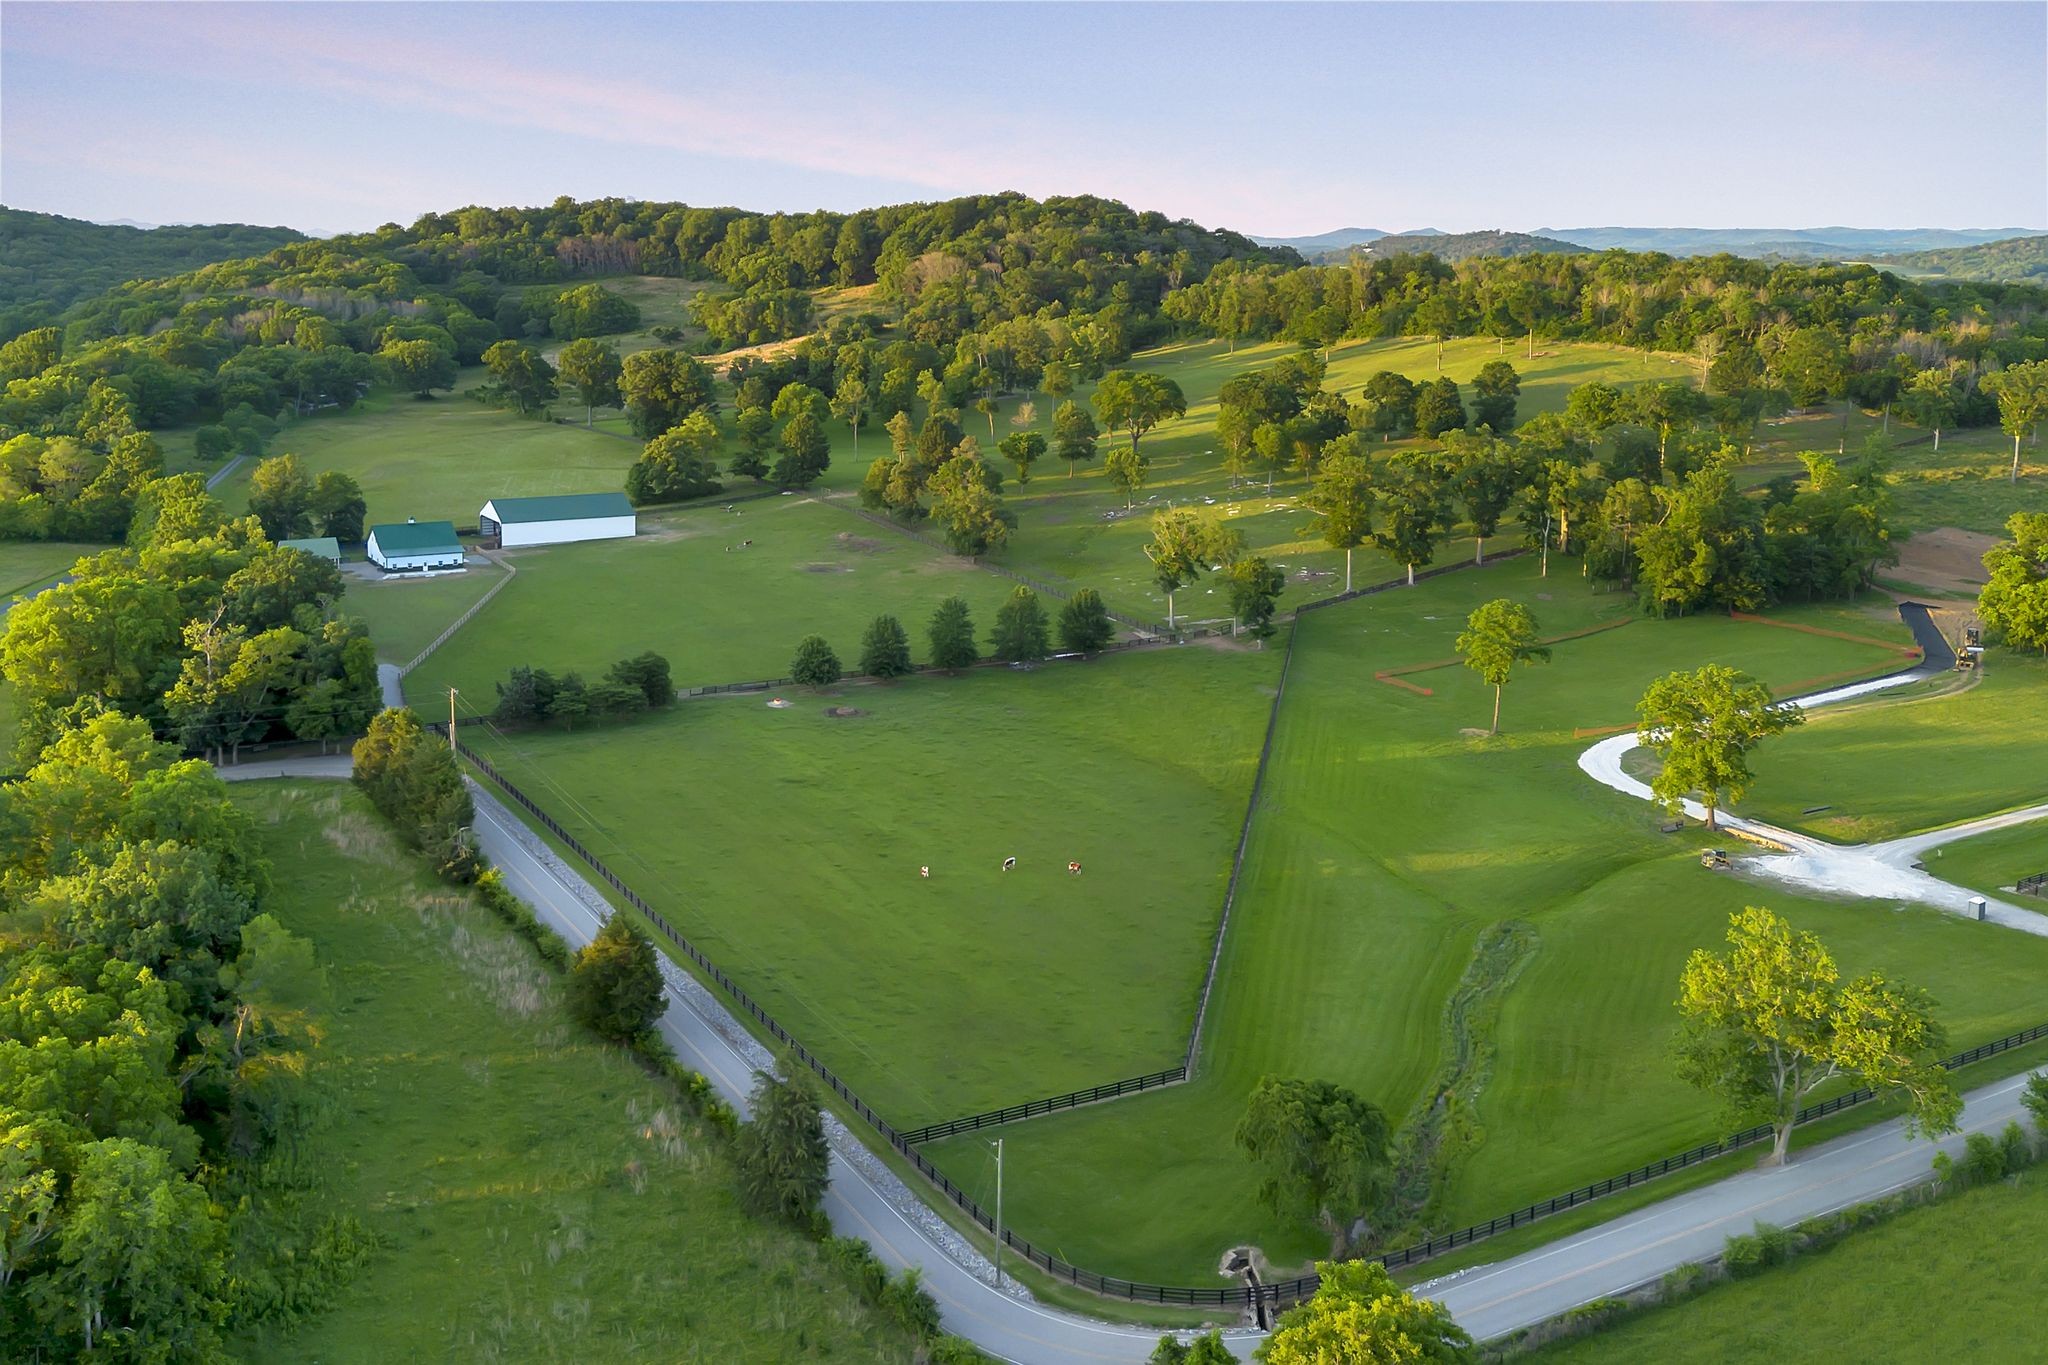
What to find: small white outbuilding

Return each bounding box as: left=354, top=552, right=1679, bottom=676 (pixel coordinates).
left=478, top=492, right=637, bottom=549
left=366, top=519, right=465, bottom=572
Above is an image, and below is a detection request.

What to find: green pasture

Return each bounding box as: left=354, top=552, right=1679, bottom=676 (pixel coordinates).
left=208, top=385, right=640, bottom=530
left=1740, top=656, right=2048, bottom=843
left=0, top=541, right=92, bottom=599
left=406, top=495, right=1030, bottom=701
left=920, top=561, right=2047, bottom=1284
left=458, top=644, right=1280, bottom=1122
left=1927, top=817, right=2048, bottom=906
left=342, top=556, right=510, bottom=665
left=231, top=781, right=926, bottom=1364
left=1527, top=1173, right=2048, bottom=1364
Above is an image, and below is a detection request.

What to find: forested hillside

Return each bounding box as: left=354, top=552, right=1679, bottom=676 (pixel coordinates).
left=0, top=207, right=305, bottom=341
left=1868, top=234, right=2048, bottom=283
left=1318, top=230, right=1589, bottom=263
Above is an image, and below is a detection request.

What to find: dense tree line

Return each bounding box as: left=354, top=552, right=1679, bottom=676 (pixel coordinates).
left=1165, top=250, right=2048, bottom=435
left=0, top=711, right=370, bottom=1357
left=491, top=652, right=674, bottom=726
left=0, top=475, right=381, bottom=767
left=0, top=208, right=304, bottom=343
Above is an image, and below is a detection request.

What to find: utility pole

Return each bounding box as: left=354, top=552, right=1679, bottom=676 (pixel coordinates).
left=448, top=687, right=458, bottom=751
left=990, top=1137, right=1003, bottom=1289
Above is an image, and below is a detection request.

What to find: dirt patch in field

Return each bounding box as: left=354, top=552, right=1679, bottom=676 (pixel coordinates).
left=1891, top=527, right=1997, bottom=597
left=1459, top=727, right=1491, bottom=738
left=800, top=562, right=853, bottom=574
left=834, top=531, right=884, bottom=554
left=823, top=706, right=867, bottom=719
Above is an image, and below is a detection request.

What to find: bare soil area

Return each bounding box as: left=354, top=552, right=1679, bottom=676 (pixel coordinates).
left=1890, top=527, right=1997, bottom=597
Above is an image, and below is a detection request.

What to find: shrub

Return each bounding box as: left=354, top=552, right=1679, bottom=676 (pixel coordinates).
left=927, top=597, right=979, bottom=671
left=474, top=868, right=572, bottom=968
left=1963, top=1131, right=2007, bottom=1186
left=1660, top=1261, right=1711, bottom=1297
left=1999, top=1119, right=2030, bottom=1176
left=2024, top=1071, right=2048, bottom=1132
left=878, top=1267, right=941, bottom=1340
left=790, top=634, right=842, bottom=687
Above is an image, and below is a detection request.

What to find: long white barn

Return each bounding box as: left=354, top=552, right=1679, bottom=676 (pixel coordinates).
left=479, top=492, right=637, bottom=548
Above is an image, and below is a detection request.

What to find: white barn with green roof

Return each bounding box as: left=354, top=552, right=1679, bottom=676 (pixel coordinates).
left=366, top=519, right=465, bottom=572
left=478, top=492, right=636, bottom=549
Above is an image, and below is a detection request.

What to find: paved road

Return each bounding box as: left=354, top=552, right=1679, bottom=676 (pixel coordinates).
left=203, top=453, right=247, bottom=490
left=218, top=756, right=2046, bottom=1359
left=1424, top=1069, right=2041, bottom=1338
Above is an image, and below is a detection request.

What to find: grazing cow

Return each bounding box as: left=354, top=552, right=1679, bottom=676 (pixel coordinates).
left=1001, top=857, right=1017, bottom=871
left=919, top=865, right=930, bottom=878
left=1068, top=861, right=1082, bottom=875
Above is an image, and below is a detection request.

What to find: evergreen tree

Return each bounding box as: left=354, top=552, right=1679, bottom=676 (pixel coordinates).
left=1414, top=378, right=1466, bottom=439
left=790, top=634, right=841, bottom=686
left=858, top=614, right=913, bottom=678
left=569, top=909, right=666, bottom=1043
left=990, top=586, right=1051, bottom=662
left=1057, top=588, right=1115, bottom=653
left=734, top=1059, right=830, bottom=1225
left=926, top=597, right=978, bottom=671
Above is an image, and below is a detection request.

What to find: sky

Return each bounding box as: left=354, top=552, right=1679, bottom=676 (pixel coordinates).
left=3, top=1, right=2042, bottom=238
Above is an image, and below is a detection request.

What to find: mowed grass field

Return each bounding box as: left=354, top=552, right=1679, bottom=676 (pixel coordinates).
left=1740, top=655, right=2048, bottom=843
left=919, top=561, right=2048, bottom=1284
left=1527, top=1174, right=2048, bottom=1364
left=0, top=541, right=94, bottom=597
left=407, top=495, right=1029, bottom=701
left=209, top=385, right=640, bottom=530
left=459, top=644, right=1281, bottom=1122
left=343, top=556, right=509, bottom=665
left=233, top=781, right=928, bottom=1364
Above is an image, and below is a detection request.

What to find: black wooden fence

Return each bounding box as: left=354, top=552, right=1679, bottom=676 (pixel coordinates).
left=2018, top=872, right=2046, bottom=897
left=897, top=1068, right=1188, bottom=1145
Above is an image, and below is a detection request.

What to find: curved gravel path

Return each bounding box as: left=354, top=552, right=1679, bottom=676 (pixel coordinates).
left=1576, top=608, right=2047, bottom=935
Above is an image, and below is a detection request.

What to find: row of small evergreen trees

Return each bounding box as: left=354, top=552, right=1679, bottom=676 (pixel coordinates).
left=790, top=585, right=1117, bottom=686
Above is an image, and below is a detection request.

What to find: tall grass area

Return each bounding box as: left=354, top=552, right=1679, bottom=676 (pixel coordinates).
left=408, top=496, right=1027, bottom=699
left=1525, top=1173, right=2048, bottom=1364
left=233, top=780, right=931, bottom=1363
left=459, top=643, right=1281, bottom=1123
left=920, top=562, right=2048, bottom=1284
left=1741, top=655, right=2048, bottom=842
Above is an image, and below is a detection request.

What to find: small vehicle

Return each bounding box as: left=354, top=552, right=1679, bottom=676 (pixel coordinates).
left=1701, top=848, right=1732, bottom=870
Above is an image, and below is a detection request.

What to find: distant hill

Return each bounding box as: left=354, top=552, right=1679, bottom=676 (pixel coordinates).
left=1861, top=235, right=2048, bottom=283
left=1249, top=226, right=1386, bottom=252
left=1319, top=229, right=1590, bottom=263
left=1535, top=226, right=2034, bottom=258
left=0, top=206, right=307, bottom=340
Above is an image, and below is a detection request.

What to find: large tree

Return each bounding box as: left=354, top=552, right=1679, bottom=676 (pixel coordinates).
left=1302, top=452, right=1374, bottom=593
left=1226, top=554, right=1284, bottom=640
left=1255, top=1260, right=1472, bottom=1365
left=1677, top=907, right=1961, bottom=1165
left=1092, top=370, right=1186, bottom=460
left=1456, top=599, right=1550, bottom=735
left=620, top=348, right=714, bottom=439
left=245, top=453, right=313, bottom=542
left=378, top=337, right=457, bottom=399
left=789, top=634, right=841, bottom=687
left=1469, top=359, right=1520, bottom=433
left=1413, top=378, right=1465, bottom=439
left=1983, top=359, right=2048, bottom=483
left=556, top=337, right=623, bottom=425
left=481, top=340, right=557, bottom=415
left=627, top=413, right=723, bottom=506
left=568, top=910, right=665, bottom=1043
left=927, top=451, right=1013, bottom=556
left=1978, top=510, right=2048, bottom=655
left=1442, top=430, right=1524, bottom=564
left=998, top=430, right=1046, bottom=486
left=1052, top=400, right=1099, bottom=477
left=772, top=411, right=831, bottom=490
left=1373, top=454, right=1450, bottom=587
left=1235, top=1077, right=1392, bottom=1257
left=1145, top=507, right=1236, bottom=627
left=1635, top=665, right=1801, bottom=831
